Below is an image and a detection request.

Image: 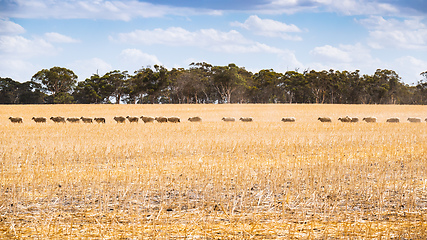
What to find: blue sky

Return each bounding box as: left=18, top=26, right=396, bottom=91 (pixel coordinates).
left=1, top=0, right=427, bottom=85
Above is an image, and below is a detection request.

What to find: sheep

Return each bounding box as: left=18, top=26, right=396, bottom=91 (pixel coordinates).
left=363, top=117, right=377, bottom=123
left=318, top=117, right=332, bottom=122
left=168, top=116, right=181, bottom=123
left=222, top=117, right=235, bottom=122
left=386, top=117, right=400, bottom=123
left=114, top=116, right=126, bottom=123
left=9, top=117, right=23, bottom=123
left=32, top=117, right=46, bottom=123
left=239, top=117, right=253, bottom=122
left=141, top=116, right=155, bottom=123
left=50, top=116, right=66, bottom=123
left=80, top=117, right=93, bottom=123
left=338, top=116, right=352, bottom=122
left=188, top=116, right=202, bottom=122
left=407, top=117, right=421, bottom=123
left=67, top=117, right=80, bottom=123
left=281, top=117, right=296, bottom=122
left=155, top=116, right=168, bottom=123
left=351, top=117, right=359, bottom=123
left=126, top=116, right=139, bottom=123
left=94, top=117, right=106, bottom=124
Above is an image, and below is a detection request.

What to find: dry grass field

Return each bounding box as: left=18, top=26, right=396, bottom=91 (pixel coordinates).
left=1, top=104, right=427, bottom=239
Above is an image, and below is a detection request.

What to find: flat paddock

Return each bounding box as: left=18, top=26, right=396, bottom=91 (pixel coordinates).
left=0, top=104, right=426, bottom=238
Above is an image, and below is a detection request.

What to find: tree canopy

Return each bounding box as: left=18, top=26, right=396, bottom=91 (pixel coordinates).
left=1, top=64, right=427, bottom=104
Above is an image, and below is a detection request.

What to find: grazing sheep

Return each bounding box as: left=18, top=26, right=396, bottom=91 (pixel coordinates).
left=50, top=116, right=66, bottom=123
left=363, top=117, right=377, bottom=123
left=425, top=118, right=427, bottom=122
left=9, top=117, right=23, bottom=123
left=141, top=116, right=155, bottom=123
left=155, top=116, right=168, bottom=123
left=32, top=117, right=46, bottom=123
left=188, top=116, right=202, bottom=122
left=351, top=117, right=359, bottom=123
left=126, top=116, right=139, bottom=123
left=407, top=117, right=421, bottom=123
left=114, top=116, right=126, bottom=123
left=281, top=117, right=296, bottom=122
left=80, top=117, right=93, bottom=123
left=222, top=117, right=235, bottom=122
left=168, top=116, right=181, bottom=123
left=338, top=116, right=352, bottom=122
left=94, top=117, right=106, bottom=124
left=67, top=117, right=80, bottom=123
left=386, top=117, right=400, bottom=123
left=239, top=117, right=253, bottom=122
left=318, top=117, right=332, bottom=122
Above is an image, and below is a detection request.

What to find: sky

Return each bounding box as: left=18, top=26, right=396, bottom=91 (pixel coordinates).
left=1, top=0, right=427, bottom=85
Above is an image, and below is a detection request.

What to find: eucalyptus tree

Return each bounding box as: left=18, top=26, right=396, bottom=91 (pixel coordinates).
left=31, top=66, right=77, bottom=103
left=211, top=63, right=249, bottom=103
left=103, top=70, right=129, bottom=104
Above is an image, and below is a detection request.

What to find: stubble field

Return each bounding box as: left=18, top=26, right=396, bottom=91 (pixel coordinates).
left=0, top=104, right=427, bottom=239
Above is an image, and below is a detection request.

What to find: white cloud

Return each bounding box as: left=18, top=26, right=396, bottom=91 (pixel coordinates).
left=311, top=45, right=352, bottom=62
left=309, top=43, right=382, bottom=74
left=45, top=32, right=80, bottom=43
left=113, top=27, right=284, bottom=54
left=0, top=19, right=25, bottom=34
left=231, top=15, right=302, bottom=41
left=359, top=16, right=427, bottom=50
left=2, top=0, right=222, bottom=21
left=67, top=58, right=113, bottom=80
left=0, top=58, right=37, bottom=82
left=119, top=49, right=162, bottom=71
left=393, top=56, right=427, bottom=84
left=0, top=35, right=58, bottom=57
left=262, top=0, right=400, bottom=15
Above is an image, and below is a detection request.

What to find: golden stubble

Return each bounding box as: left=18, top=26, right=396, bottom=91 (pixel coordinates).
left=0, top=104, right=426, bottom=238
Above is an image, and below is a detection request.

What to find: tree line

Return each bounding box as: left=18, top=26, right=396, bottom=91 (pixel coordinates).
left=1, top=63, right=427, bottom=104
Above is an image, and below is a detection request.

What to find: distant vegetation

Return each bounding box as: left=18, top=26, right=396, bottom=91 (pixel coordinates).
left=1, top=63, right=427, bottom=104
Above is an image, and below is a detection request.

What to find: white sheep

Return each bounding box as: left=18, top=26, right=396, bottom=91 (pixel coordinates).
left=318, top=117, right=332, bottom=122
left=141, top=116, right=155, bottom=123
left=338, top=116, right=352, bottom=122
left=222, top=117, right=235, bottom=122
left=50, top=116, right=66, bottom=123
left=168, top=116, right=181, bottom=123
left=362, top=117, right=377, bottom=123
left=9, top=117, right=23, bottom=123
left=126, top=116, right=139, bottom=123
left=155, top=116, right=168, bottom=123
left=239, top=117, right=253, bottom=122
left=80, top=117, right=93, bottom=123
left=281, top=117, right=296, bottom=122
left=386, top=117, right=400, bottom=123
left=32, top=117, right=46, bottom=123
left=351, top=117, right=359, bottom=123
left=94, top=117, right=106, bottom=124
left=114, top=116, right=126, bottom=123
left=407, top=117, right=421, bottom=123
left=188, top=116, right=202, bottom=122
left=67, top=117, right=80, bottom=123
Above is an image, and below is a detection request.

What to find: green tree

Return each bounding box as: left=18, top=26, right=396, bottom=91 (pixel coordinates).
left=211, top=63, right=248, bottom=103
left=73, top=74, right=107, bottom=104
left=18, top=81, right=46, bottom=104
left=127, top=65, right=168, bottom=104
left=103, top=70, right=129, bottom=104
left=0, top=77, right=21, bottom=103
left=31, top=67, right=77, bottom=103
left=250, top=69, right=282, bottom=103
